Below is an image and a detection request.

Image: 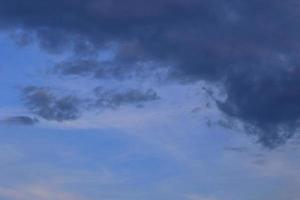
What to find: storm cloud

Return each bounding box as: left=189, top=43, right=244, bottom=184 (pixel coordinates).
left=2, top=0, right=300, bottom=147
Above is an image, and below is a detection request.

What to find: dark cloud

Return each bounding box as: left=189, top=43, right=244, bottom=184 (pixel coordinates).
left=22, top=86, right=159, bottom=122
left=53, top=58, right=159, bottom=80
left=218, top=67, right=300, bottom=148
left=2, top=0, right=300, bottom=147
left=0, top=116, right=39, bottom=126
left=54, top=59, right=100, bottom=77
left=22, top=86, right=82, bottom=122
left=92, top=87, right=160, bottom=109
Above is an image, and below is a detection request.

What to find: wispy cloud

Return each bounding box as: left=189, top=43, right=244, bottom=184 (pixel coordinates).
left=0, top=185, right=83, bottom=200
left=0, top=116, right=38, bottom=126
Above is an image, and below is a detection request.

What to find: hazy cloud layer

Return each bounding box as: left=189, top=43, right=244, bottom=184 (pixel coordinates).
left=2, top=0, right=300, bottom=146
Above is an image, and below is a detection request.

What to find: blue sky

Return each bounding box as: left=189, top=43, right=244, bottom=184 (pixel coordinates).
left=0, top=1, right=300, bottom=200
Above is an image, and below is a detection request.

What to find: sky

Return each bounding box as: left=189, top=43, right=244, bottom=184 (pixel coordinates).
left=0, top=1, right=300, bottom=199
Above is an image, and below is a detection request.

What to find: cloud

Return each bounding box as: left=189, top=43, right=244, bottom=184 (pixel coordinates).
left=217, top=67, right=300, bottom=148
left=53, top=57, right=162, bottom=81
left=0, top=116, right=38, bottom=126
left=92, top=87, right=160, bottom=109
left=1, top=0, right=300, bottom=147
left=22, top=86, right=159, bottom=122
left=22, top=86, right=82, bottom=122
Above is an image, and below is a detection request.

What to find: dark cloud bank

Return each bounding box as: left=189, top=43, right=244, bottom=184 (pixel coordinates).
left=2, top=0, right=300, bottom=147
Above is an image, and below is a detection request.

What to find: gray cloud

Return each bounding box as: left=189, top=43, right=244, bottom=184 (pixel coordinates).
left=92, top=87, right=160, bottom=109
left=218, top=67, right=300, bottom=148
left=2, top=0, right=300, bottom=147
left=22, top=86, right=82, bottom=122
left=22, top=86, right=159, bottom=122
left=0, top=116, right=39, bottom=126
left=53, top=58, right=156, bottom=80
